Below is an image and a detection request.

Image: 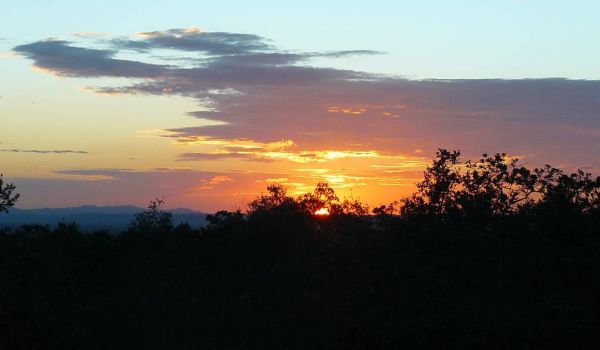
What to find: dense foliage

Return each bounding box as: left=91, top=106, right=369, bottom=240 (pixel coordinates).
left=1, top=150, right=600, bottom=349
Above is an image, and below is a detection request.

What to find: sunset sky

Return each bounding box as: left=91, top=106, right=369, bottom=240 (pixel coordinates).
left=2, top=0, right=600, bottom=211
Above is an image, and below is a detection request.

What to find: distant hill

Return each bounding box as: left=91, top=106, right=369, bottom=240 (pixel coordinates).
left=0, top=205, right=207, bottom=232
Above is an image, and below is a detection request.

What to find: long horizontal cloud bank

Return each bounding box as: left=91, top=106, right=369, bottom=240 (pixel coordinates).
left=14, top=28, right=600, bottom=170
left=1, top=148, right=88, bottom=154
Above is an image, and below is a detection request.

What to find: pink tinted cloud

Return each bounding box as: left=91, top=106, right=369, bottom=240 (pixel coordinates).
left=11, top=29, right=600, bottom=210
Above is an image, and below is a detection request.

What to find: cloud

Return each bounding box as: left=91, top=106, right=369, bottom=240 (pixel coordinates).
left=1, top=148, right=88, bottom=154
left=178, top=149, right=397, bottom=164
left=14, top=28, right=600, bottom=173
left=118, top=28, right=272, bottom=55
left=14, top=30, right=374, bottom=90
left=55, top=168, right=134, bottom=176
left=179, top=152, right=275, bottom=162
left=13, top=40, right=166, bottom=78
left=206, top=175, right=234, bottom=185
left=193, top=175, right=236, bottom=191
left=72, top=32, right=111, bottom=38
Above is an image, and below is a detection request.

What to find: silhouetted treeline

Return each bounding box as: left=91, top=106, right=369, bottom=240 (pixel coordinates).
left=1, top=150, right=600, bottom=349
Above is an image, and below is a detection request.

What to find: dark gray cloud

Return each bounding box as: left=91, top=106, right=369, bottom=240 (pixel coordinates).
left=153, top=30, right=267, bottom=53
left=319, top=50, right=384, bottom=58
left=13, top=28, right=600, bottom=170
left=55, top=168, right=133, bottom=176
left=204, top=50, right=383, bottom=67
left=114, top=29, right=272, bottom=55
left=159, top=76, right=600, bottom=169
left=13, top=40, right=166, bottom=78
left=1, top=148, right=88, bottom=154
left=14, top=30, right=377, bottom=86
left=179, top=152, right=275, bottom=162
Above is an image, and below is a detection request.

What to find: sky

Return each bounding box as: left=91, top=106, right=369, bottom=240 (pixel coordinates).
left=1, top=0, right=600, bottom=211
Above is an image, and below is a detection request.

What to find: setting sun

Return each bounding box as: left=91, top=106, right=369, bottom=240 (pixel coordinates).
left=314, top=207, right=330, bottom=216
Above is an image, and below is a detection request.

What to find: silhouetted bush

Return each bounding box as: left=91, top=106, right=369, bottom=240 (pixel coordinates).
left=401, top=149, right=600, bottom=220
left=127, top=197, right=174, bottom=234
left=0, top=173, right=19, bottom=213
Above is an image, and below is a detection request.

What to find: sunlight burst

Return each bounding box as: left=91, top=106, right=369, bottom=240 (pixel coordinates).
left=314, top=207, right=330, bottom=216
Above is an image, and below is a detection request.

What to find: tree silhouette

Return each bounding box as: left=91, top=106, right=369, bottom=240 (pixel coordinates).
left=247, top=184, right=296, bottom=214
left=400, top=149, right=600, bottom=218
left=128, top=197, right=173, bottom=234
left=400, top=149, right=462, bottom=216
left=0, top=174, right=19, bottom=213
left=298, top=182, right=340, bottom=214
left=339, top=197, right=370, bottom=216
left=536, top=166, right=600, bottom=214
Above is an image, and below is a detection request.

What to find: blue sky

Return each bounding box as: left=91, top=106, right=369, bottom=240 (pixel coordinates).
left=3, top=0, right=600, bottom=79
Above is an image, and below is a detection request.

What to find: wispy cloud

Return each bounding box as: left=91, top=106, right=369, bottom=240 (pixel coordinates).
left=72, top=32, right=111, bottom=38
left=179, top=152, right=276, bottom=162
left=1, top=148, right=88, bottom=154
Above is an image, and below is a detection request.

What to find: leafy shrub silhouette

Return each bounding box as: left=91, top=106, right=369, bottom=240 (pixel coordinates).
left=400, top=149, right=600, bottom=219
left=0, top=174, right=19, bottom=213
left=127, top=197, right=173, bottom=234
left=297, top=182, right=340, bottom=214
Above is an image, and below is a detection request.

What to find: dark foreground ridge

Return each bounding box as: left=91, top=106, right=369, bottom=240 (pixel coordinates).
left=1, top=150, right=600, bottom=349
